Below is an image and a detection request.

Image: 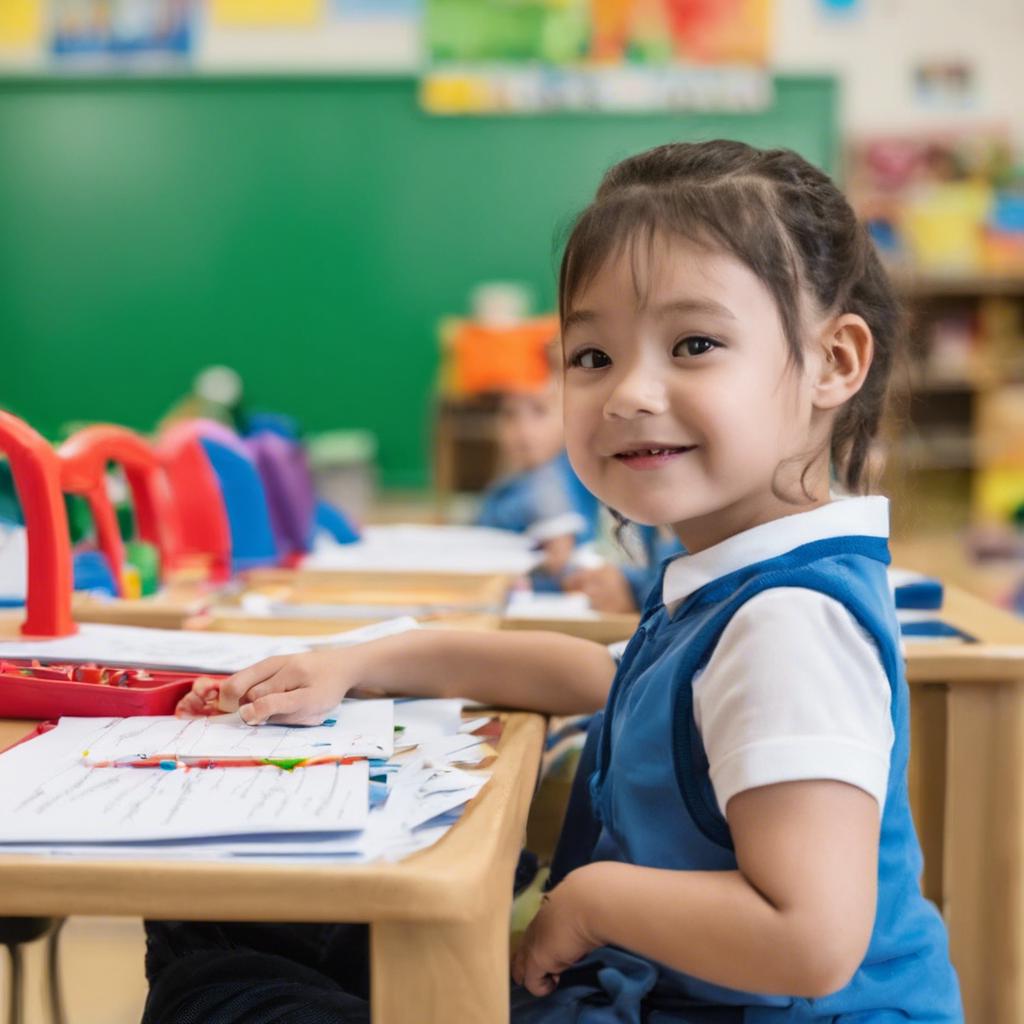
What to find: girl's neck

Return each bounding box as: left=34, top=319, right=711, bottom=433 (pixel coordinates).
left=672, top=482, right=832, bottom=556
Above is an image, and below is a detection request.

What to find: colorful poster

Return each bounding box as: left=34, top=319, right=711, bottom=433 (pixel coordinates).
left=422, top=0, right=772, bottom=113
left=425, top=0, right=771, bottom=67
left=211, top=0, right=323, bottom=27
left=0, top=0, right=41, bottom=48
left=51, top=0, right=194, bottom=57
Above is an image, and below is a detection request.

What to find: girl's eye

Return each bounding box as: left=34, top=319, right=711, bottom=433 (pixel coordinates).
left=673, top=336, right=719, bottom=358
left=569, top=347, right=611, bottom=370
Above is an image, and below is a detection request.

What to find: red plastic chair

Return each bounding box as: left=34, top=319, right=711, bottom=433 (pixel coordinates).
left=0, top=411, right=75, bottom=638
left=157, top=421, right=233, bottom=584
left=57, top=425, right=184, bottom=597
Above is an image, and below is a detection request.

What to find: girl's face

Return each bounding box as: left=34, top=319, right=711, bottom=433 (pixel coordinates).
left=561, top=234, right=831, bottom=553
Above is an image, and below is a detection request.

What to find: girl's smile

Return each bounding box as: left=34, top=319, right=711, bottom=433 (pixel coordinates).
left=611, top=443, right=698, bottom=470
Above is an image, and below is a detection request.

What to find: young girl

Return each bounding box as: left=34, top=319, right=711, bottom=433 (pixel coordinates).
left=152, top=140, right=961, bottom=1023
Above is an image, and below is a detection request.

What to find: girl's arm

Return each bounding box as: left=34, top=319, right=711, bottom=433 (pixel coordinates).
left=179, top=628, right=616, bottom=723
left=514, top=779, right=879, bottom=999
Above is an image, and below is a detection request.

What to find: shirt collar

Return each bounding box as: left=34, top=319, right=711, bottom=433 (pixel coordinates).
left=661, top=495, right=890, bottom=609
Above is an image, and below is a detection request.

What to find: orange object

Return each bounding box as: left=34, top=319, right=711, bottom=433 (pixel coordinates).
left=58, top=425, right=185, bottom=596
left=451, top=316, right=559, bottom=396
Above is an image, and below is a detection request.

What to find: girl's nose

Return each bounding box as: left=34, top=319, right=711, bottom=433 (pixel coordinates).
left=603, top=362, right=669, bottom=419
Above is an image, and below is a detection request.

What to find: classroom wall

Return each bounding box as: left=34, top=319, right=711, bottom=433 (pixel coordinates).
left=774, top=0, right=1024, bottom=147
left=0, top=75, right=835, bottom=488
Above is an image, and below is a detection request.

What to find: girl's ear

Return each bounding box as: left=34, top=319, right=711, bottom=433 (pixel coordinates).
left=812, top=314, right=874, bottom=411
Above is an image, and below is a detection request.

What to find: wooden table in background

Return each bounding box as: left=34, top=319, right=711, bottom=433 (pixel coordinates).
left=902, top=586, right=1024, bottom=1024
left=497, top=586, right=1024, bottom=1023
left=0, top=713, right=545, bottom=1024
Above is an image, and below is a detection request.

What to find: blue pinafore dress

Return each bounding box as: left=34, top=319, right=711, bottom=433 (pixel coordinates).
left=513, top=533, right=962, bottom=1023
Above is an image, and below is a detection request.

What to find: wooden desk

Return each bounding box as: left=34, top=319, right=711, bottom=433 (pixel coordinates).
left=0, top=712, right=546, bottom=1024
left=903, top=586, right=1024, bottom=1024
left=3, top=583, right=1022, bottom=1021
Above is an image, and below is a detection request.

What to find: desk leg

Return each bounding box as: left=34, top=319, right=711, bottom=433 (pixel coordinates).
left=944, top=682, right=1024, bottom=1023
left=371, top=910, right=510, bottom=1024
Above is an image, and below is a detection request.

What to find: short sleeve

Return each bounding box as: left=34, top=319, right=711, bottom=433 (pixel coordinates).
left=692, top=588, right=894, bottom=817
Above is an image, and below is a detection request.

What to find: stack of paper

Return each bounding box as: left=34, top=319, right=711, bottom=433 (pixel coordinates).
left=306, top=524, right=541, bottom=575
left=0, top=698, right=495, bottom=864
left=0, top=616, right=418, bottom=673
left=81, top=700, right=396, bottom=765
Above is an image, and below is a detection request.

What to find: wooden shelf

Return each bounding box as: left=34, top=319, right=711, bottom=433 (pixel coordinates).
left=892, top=271, right=1024, bottom=299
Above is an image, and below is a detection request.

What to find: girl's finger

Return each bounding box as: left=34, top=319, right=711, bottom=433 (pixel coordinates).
left=243, top=674, right=304, bottom=705
left=175, top=691, right=210, bottom=718
left=191, top=676, right=223, bottom=700
left=217, top=657, right=289, bottom=711
left=523, top=953, right=558, bottom=998
left=239, top=688, right=326, bottom=726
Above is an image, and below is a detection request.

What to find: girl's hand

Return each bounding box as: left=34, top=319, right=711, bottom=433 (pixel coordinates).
left=175, top=648, right=362, bottom=725
left=511, top=867, right=604, bottom=997
left=174, top=676, right=224, bottom=718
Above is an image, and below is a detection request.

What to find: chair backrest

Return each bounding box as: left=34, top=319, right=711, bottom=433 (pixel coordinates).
left=58, top=425, right=184, bottom=596
left=246, top=430, right=316, bottom=561
left=163, top=420, right=279, bottom=576
left=157, top=420, right=233, bottom=583
left=0, top=411, right=75, bottom=637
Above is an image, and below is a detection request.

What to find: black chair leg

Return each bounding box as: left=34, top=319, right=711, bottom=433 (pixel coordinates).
left=4, top=941, right=24, bottom=1024
left=0, top=917, right=66, bottom=1024
left=45, top=920, right=66, bottom=1024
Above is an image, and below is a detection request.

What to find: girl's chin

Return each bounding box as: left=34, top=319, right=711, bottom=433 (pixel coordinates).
left=610, top=504, right=688, bottom=528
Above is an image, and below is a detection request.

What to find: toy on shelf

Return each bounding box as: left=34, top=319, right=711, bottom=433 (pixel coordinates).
left=847, top=128, right=1024, bottom=277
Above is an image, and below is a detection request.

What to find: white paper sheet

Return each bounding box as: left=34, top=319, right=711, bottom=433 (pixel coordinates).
left=0, top=720, right=369, bottom=842
left=0, top=736, right=489, bottom=861
left=79, top=700, right=394, bottom=764
left=0, top=618, right=419, bottom=674
left=393, top=699, right=465, bottom=746
left=505, top=590, right=599, bottom=620
left=306, top=524, right=540, bottom=575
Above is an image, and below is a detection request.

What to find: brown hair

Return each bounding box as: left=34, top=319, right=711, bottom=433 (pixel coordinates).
left=558, top=140, right=906, bottom=493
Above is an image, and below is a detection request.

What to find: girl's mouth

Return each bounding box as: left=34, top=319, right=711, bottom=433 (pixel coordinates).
left=613, top=446, right=695, bottom=469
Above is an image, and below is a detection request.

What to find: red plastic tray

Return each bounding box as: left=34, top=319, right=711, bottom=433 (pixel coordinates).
left=0, top=660, right=228, bottom=719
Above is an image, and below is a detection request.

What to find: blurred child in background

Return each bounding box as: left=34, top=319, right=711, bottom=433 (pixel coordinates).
left=476, top=341, right=677, bottom=605
left=476, top=357, right=598, bottom=584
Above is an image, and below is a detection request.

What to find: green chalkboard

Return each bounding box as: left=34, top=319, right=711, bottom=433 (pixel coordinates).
left=0, top=75, right=836, bottom=487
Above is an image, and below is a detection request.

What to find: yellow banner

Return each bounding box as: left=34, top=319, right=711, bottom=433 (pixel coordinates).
left=211, top=0, right=322, bottom=28
left=0, top=0, right=41, bottom=48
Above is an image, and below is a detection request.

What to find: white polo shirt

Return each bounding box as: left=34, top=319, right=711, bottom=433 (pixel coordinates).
left=662, top=496, right=895, bottom=818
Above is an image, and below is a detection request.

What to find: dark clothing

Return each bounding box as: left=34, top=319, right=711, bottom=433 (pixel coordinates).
left=142, top=921, right=371, bottom=1024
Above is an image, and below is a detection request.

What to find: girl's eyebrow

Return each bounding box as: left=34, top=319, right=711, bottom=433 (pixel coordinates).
left=562, top=309, right=598, bottom=332
left=564, top=297, right=737, bottom=333
left=655, top=298, right=737, bottom=320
